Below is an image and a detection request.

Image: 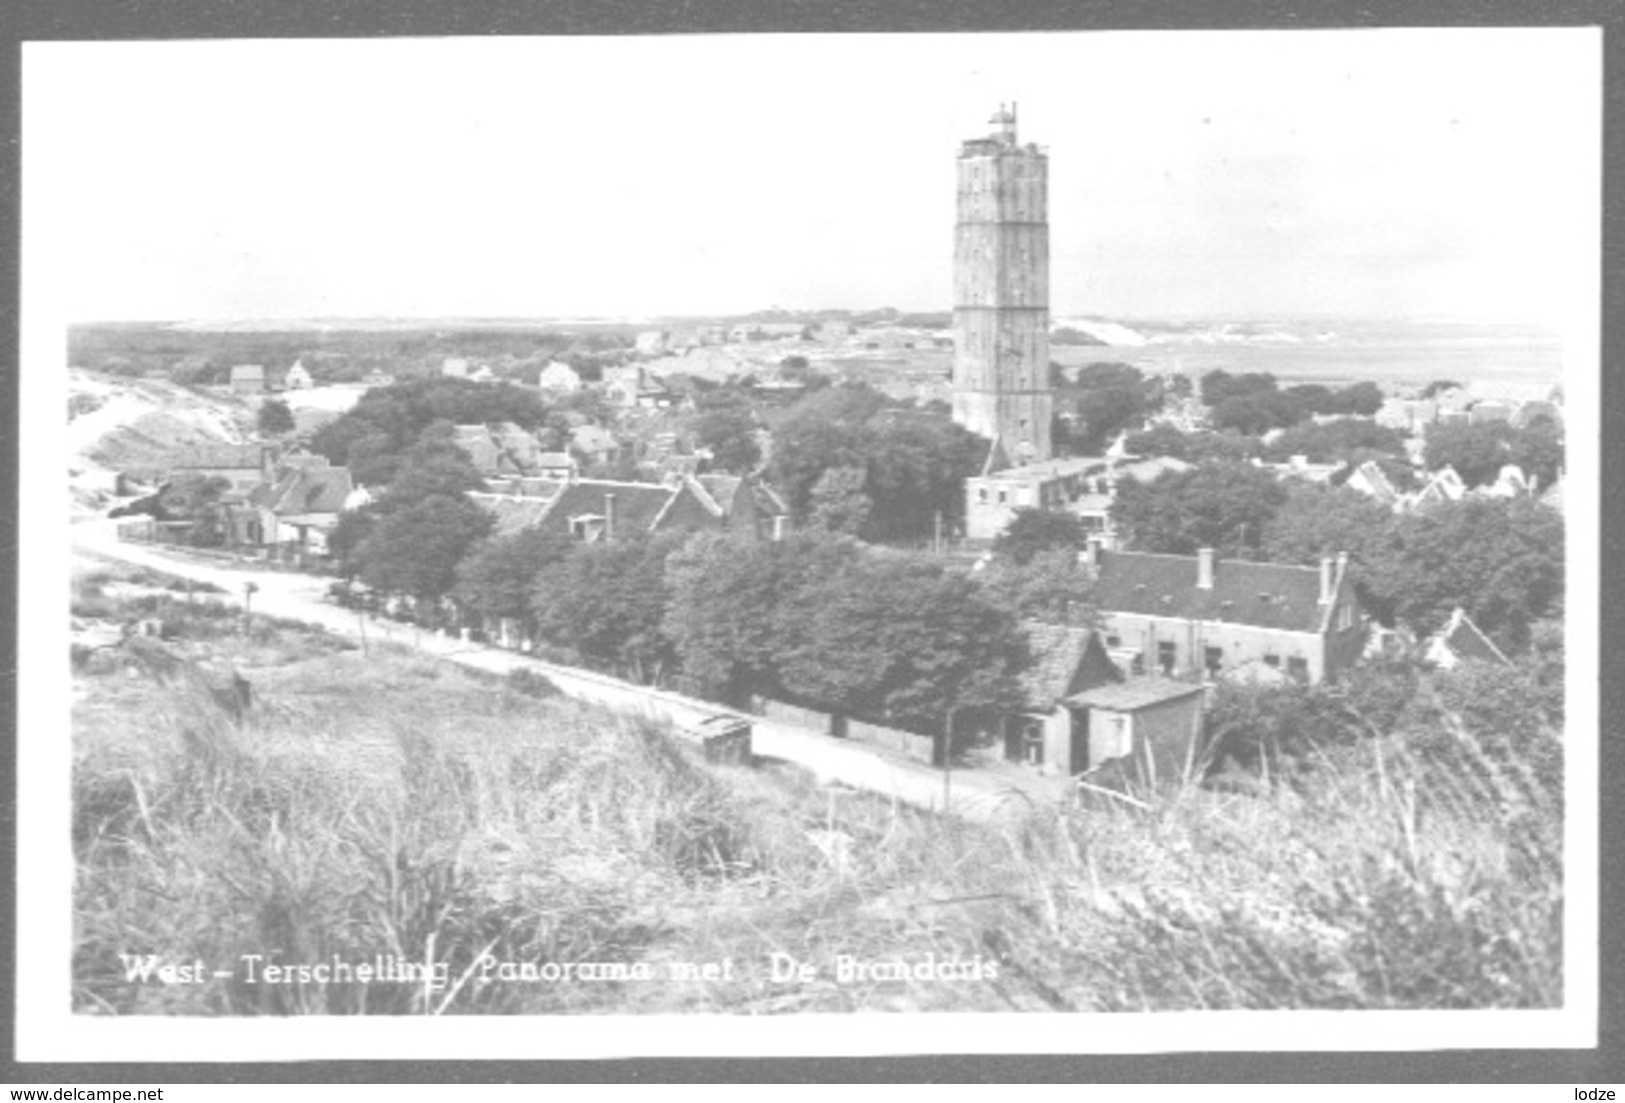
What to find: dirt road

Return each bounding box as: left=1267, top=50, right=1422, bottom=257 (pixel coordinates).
left=73, top=519, right=1066, bottom=823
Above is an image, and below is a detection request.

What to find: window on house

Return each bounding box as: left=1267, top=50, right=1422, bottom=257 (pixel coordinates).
left=1263, top=653, right=1280, bottom=668
left=1157, top=640, right=1177, bottom=676
left=1204, top=646, right=1223, bottom=677
left=1021, top=718, right=1045, bottom=765
left=1106, top=633, right=1121, bottom=648
left=998, top=490, right=1008, bottom=504
left=1288, top=656, right=1309, bottom=683
left=1339, top=602, right=1355, bottom=630
left=1107, top=715, right=1131, bottom=758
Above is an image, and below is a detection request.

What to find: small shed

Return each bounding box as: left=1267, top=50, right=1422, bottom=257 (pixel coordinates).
left=678, top=715, right=753, bottom=766
left=1065, top=678, right=1208, bottom=788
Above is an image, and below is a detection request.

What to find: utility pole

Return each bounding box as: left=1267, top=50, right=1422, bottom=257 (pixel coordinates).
left=941, top=705, right=959, bottom=812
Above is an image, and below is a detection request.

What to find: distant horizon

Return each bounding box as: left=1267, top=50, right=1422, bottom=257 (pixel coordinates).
left=66, top=311, right=1569, bottom=332
left=27, top=31, right=1599, bottom=333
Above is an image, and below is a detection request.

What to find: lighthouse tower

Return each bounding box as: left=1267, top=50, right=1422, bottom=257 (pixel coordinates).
left=951, top=103, right=1051, bottom=468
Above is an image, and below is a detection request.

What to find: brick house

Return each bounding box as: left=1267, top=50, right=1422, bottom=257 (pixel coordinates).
left=998, top=623, right=1122, bottom=775
left=1085, top=540, right=1366, bottom=685
left=1068, top=678, right=1209, bottom=789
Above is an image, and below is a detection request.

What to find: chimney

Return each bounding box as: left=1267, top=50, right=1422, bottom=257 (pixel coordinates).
left=1319, top=556, right=1334, bottom=604
left=1197, top=547, right=1214, bottom=590
left=604, top=492, right=616, bottom=542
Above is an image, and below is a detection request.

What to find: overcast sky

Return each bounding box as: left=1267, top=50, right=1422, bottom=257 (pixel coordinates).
left=24, top=29, right=1599, bottom=325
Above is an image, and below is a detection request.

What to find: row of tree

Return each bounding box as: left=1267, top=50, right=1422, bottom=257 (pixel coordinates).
left=765, top=384, right=988, bottom=542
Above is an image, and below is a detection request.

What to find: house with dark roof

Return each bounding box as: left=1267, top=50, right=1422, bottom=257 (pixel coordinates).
left=1424, top=607, right=1510, bottom=669
left=1085, top=539, right=1366, bottom=685
left=997, top=623, right=1122, bottom=775
left=694, top=473, right=793, bottom=540
left=469, top=474, right=729, bottom=547
left=224, top=457, right=355, bottom=554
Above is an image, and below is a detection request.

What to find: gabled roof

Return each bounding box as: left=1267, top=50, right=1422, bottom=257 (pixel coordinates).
left=1091, top=549, right=1339, bottom=634
left=251, top=463, right=354, bottom=515
left=695, top=473, right=743, bottom=514
left=1019, top=623, right=1116, bottom=710
left=470, top=494, right=563, bottom=538
left=1065, top=677, right=1207, bottom=712
left=1348, top=459, right=1400, bottom=505
left=1429, top=607, right=1510, bottom=666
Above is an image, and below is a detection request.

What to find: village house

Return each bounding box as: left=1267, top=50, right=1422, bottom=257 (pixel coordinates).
left=451, top=423, right=553, bottom=479
left=441, top=357, right=469, bottom=379
left=964, top=453, right=1191, bottom=543
left=569, top=424, right=623, bottom=468
left=361, top=369, right=397, bottom=388
left=1084, top=540, right=1366, bottom=685
left=284, top=360, right=314, bottom=390
left=995, top=623, right=1122, bottom=775
left=964, top=456, right=1110, bottom=542
left=693, top=473, right=793, bottom=540
left=224, top=456, right=355, bottom=555
left=1256, top=453, right=1342, bottom=487
left=229, top=365, right=266, bottom=395
left=536, top=360, right=582, bottom=394
left=1408, top=466, right=1469, bottom=513
left=1424, top=607, right=1511, bottom=669
left=1343, top=458, right=1404, bottom=510
left=634, top=330, right=668, bottom=356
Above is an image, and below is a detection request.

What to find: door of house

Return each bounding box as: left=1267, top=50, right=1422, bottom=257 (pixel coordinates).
left=1068, top=706, right=1091, bottom=775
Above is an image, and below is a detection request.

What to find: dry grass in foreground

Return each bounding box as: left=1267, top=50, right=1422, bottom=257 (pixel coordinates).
left=72, top=582, right=1562, bottom=1014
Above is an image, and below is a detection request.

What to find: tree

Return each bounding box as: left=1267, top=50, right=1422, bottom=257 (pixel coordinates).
left=974, top=548, right=1098, bottom=627
left=1422, top=421, right=1514, bottom=488
left=256, top=398, right=296, bottom=436
left=693, top=404, right=761, bottom=474
left=1263, top=418, right=1406, bottom=464
left=807, top=465, right=872, bottom=535
left=1111, top=462, right=1287, bottom=556
left=1200, top=369, right=1278, bottom=406
left=1209, top=390, right=1308, bottom=435
left=1261, top=483, right=1405, bottom=623
left=453, top=527, right=577, bottom=628
left=768, top=387, right=985, bottom=542
left=530, top=534, right=682, bottom=683
left=1507, top=423, right=1564, bottom=490
left=664, top=530, right=862, bottom=704
left=1420, top=380, right=1462, bottom=399
left=355, top=494, right=493, bottom=607
left=778, top=555, right=1024, bottom=733
left=1366, top=498, right=1563, bottom=651
left=993, top=507, right=1088, bottom=565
